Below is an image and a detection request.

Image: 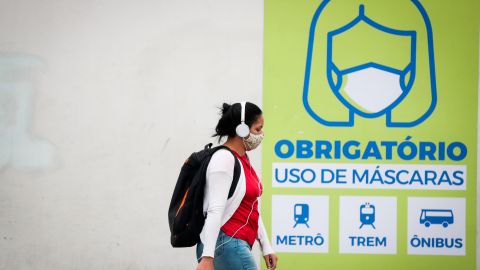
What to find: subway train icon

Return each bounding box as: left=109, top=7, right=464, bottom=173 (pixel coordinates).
left=360, top=203, right=376, bottom=229
left=293, top=203, right=310, bottom=228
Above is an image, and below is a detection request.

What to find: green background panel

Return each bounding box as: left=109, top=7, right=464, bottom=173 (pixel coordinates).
left=262, top=0, right=479, bottom=269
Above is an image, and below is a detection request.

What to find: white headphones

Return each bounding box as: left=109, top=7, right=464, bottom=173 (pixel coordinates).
left=235, top=102, right=250, bottom=138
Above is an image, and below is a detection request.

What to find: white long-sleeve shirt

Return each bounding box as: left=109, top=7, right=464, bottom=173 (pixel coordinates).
left=199, top=149, right=274, bottom=258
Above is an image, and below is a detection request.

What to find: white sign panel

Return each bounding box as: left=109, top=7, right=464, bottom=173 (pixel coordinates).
left=407, top=197, right=466, bottom=255
left=272, top=163, right=466, bottom=190
left=271, top=195, right=329, bottom=253
left=339, top=196, right=397, bottom=254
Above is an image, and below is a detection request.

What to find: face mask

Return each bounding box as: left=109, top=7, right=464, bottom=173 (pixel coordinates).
left=243, top=132, right=264, bottom=151
left=339, top=66, right=406, bottom=113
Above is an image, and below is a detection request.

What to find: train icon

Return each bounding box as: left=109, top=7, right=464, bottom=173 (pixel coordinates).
left=293, top=203, right=310, bottom=228
left=360, top=203, right=376, bottom=229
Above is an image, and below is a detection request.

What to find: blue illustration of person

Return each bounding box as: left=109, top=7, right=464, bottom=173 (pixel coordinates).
left=303, top=0, right=437, bottom=127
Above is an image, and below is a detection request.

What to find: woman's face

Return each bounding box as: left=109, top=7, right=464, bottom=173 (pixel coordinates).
left=250, top=115, right=264, bottom=135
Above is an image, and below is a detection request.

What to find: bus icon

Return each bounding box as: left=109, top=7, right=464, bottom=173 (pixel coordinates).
left=419, top=209, right=454, bottom=228
left=293, top=204, right=310, bottom=228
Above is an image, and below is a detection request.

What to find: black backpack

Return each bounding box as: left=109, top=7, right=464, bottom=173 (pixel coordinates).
left=168, top=143, right=240, bottom=247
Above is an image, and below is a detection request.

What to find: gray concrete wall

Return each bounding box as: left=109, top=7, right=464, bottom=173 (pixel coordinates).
left=0, top=1, right=263, bottom=269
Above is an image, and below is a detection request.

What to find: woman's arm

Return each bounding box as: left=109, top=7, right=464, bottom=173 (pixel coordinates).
left=257, top=216, right=278, bottom=269
left=199, top=150, right=235, bottom=258
left=257, top=215, right=274, bottom=256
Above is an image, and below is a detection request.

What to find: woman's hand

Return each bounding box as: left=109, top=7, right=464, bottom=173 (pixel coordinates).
left=263, top=253, right=278, bottom=270
left=196, top=256, right=214, bottom=270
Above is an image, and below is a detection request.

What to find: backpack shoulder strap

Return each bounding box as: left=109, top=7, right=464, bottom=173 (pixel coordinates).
left=228, top=155, right=240, bottom=199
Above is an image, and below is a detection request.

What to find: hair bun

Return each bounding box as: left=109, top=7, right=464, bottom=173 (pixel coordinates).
left=221, top=103, right=232, bottom=115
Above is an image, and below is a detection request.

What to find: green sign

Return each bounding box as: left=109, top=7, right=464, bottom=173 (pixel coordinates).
left=262, top=0, right=479, bottom=269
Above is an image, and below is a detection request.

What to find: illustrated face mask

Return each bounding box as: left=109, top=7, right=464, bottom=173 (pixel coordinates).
left=326, top=5, right=416, bottom=115
left=243, top=132, right=264, bottom=151
left=339, top=66, right=408, bottom=113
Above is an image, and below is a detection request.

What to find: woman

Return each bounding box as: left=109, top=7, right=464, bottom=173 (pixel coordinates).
left=196, top=102, right=278, bottom=270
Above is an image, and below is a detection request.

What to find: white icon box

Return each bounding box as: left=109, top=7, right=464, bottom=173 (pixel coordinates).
left=271, top=195, right=329, bottom=253
left=407, top=197, right=466, bottom=256
left=339, top=196, right=397, bottom=254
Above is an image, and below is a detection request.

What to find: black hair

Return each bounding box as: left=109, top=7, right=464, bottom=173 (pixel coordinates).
left=213, top=102, right=263, bottom=142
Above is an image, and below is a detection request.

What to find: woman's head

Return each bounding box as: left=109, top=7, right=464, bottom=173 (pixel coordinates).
left=213, top=102, right=263, bottom=142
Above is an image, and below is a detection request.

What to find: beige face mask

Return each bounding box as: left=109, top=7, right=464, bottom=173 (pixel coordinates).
left=243, top=132, right=264, bottom=151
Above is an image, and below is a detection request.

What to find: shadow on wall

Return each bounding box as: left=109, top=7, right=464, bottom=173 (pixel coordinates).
left=0, top=54, right=56, bottom=170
